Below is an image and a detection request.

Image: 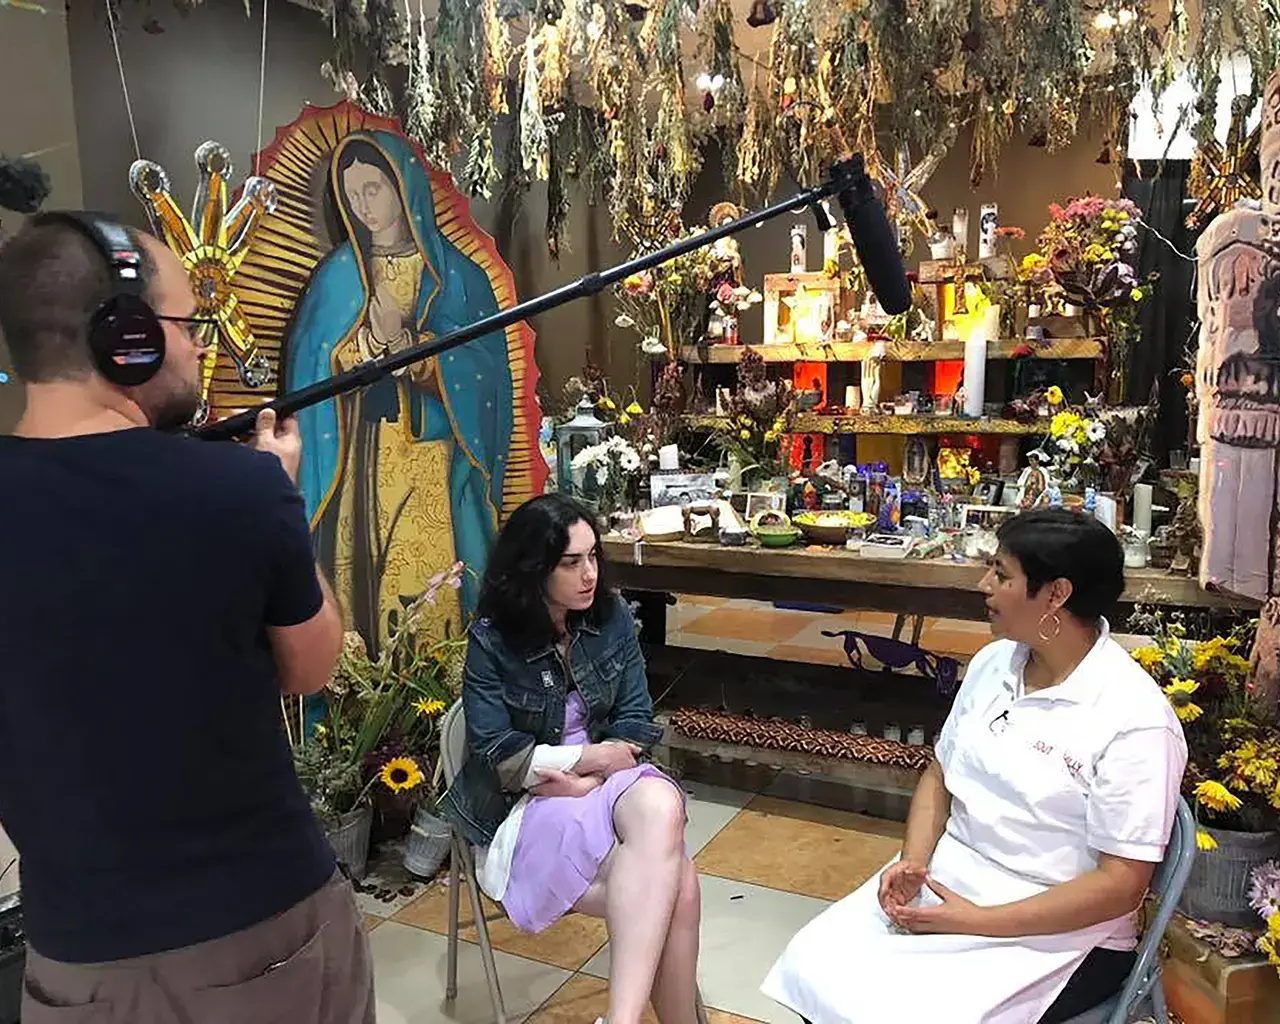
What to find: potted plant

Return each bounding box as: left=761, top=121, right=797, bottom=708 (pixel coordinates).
left=289, top=562, right=467, bottom=879
left=1130, top=610, right=1280, bottom=926
left=1248, top=859, right=1280, bottom=977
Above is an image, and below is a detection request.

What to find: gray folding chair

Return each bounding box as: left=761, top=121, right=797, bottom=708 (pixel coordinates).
left=440, top=700, right=507, bottom=1024
left=440, top=699, right=711, bottom=1024
left=1059, top=796, right=1197, bottom=1024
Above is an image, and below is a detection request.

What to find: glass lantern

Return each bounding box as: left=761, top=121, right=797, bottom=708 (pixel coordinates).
left=554, top=398, right=609, bottom=495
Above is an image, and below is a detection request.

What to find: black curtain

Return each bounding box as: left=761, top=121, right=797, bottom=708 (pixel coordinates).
left=1123, top=160, right=1198, bottom=464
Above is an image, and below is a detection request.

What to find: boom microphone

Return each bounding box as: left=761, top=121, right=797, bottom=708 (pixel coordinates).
left=829, top=155, right=913, bottom=315
left=195, top=155, right=914, bottom=440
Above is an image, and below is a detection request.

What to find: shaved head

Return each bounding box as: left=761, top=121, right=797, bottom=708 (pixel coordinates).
left=0, top=217, right=156, bottom=383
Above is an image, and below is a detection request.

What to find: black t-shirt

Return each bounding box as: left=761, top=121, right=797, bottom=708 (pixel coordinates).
left=0, top=426, right=336, bottom=963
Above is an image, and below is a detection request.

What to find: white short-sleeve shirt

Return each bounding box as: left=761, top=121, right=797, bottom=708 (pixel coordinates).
left=934, top=619, right=1188, bottom=947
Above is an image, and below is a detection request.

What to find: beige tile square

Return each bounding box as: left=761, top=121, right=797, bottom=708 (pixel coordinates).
left=693, top=795, right=903, bottom=901
left=767, top=642, right=850, bottom=668
left=370, top=920, right=568, bottom=1024
left=394, top=879, right=608, bottom=971
left=527, top=975, right=764, bottom=1024
left=679, top=608, right=809, bottom=645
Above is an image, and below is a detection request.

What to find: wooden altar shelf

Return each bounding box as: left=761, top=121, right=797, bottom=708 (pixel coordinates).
left=1161, top=913, right=1280, bottom=1024
left=680, top=337, right=1104, bottom=364
left=684, top=412, right=1051, bottom=436
left=603, top=537, right=1256, bottom=620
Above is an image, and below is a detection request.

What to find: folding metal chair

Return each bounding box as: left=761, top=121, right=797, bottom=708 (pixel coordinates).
left=1058, top=796, right=1197, bottom=1024
left=439, top=699, right=711, bottom=1024
left=440, top=700, right=507, bottom=1024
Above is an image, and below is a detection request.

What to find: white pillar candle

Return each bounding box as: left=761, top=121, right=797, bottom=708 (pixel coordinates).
left=658, top=444, right=680, bottom=471
left=822, top=202, right=839, bottom=265
left=1132, top=482, right=1153, bottom=536
left=952, top=208, right=970, bottom=254
left=963, top=336, right=988, bottom=417
left=978, top=202, right=999, bottom=259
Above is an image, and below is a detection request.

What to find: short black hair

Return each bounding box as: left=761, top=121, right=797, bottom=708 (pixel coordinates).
left=0, top=217, right=153, bottom=383
left=996, top=507, right=1126, bottom=622
left=476, top=493, right=616, bottom=653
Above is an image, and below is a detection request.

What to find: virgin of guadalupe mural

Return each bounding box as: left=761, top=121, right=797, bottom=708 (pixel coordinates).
left=204, top=103, right=545, bottom=651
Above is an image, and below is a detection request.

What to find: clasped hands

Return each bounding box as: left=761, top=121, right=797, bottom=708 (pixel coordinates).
left=530, top=740, right=644, bottom=799
left=877, top=859, right=989, bottom=936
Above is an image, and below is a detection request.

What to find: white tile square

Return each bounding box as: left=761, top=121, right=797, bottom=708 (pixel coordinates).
left=679, top=781, right=753, bottom=857
left=370, top=920, right=569, bottom=1024
left=580, top=874, right=829, bottom=1024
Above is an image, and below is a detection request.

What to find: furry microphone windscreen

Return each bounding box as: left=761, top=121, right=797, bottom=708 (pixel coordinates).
left=0, top=154, right=52, bottom=215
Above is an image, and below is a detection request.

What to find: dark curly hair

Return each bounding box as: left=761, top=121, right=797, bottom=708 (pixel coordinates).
left=476, top=493, right=616, bottom=653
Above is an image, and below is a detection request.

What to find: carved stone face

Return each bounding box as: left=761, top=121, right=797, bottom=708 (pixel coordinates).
left=1196, top=211, right=1280, bottom=447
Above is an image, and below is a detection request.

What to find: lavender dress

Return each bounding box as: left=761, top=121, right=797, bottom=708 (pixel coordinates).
left=496, top=690, right=683, bottom=933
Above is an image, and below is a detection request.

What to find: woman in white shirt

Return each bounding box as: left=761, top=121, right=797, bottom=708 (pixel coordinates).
left=762, top=508, right=1188, bottom=1024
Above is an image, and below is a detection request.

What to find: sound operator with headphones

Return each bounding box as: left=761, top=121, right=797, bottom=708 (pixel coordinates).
left=0, top=214, right=375, bottom=1022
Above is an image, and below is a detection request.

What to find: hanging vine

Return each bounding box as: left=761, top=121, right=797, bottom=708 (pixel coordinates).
left=140, top=0, right=1280, bottom=251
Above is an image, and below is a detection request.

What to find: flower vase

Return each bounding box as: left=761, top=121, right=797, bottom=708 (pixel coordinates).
left=1177, top=826, right=1280, bottom=927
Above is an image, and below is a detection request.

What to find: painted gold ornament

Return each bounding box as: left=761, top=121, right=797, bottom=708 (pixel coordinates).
left=1186, top=97, right=1263, bottom=231
left=129, top=141, right=277, bottom=424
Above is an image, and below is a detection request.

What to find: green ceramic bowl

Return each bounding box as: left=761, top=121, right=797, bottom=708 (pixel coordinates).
left=753, top=526, right=802, bottom=548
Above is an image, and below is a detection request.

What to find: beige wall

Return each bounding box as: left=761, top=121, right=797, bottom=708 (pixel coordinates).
left=0, top=0, right=83, bottom=437
left=0, top=0, right=83, bottom=894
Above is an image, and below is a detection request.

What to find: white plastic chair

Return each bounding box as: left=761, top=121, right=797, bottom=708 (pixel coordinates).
left=440, top=700, right=507, bottom=1024
left=1058, top=796, right=1197, bottom=1024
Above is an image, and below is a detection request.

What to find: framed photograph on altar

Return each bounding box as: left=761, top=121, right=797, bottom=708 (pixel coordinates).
left=959, top=504, right=1017, bottom=532
left=745, top=492, right=787, bottom=520
left=650, top=472, right=717, bottom=508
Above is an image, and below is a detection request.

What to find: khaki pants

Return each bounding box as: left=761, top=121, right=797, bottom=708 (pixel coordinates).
left=21, top=870, right=376, bottom=1024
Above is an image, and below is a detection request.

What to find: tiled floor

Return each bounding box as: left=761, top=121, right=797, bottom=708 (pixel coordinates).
left=664, top=596, right=992, bottom=667
left=366, top=779, right=901, bottom=1024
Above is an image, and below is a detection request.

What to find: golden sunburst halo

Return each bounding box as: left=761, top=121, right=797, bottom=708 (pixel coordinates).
left=129, top=141, right=278, bottom=425
left=379, top=756, right=424, bottom=793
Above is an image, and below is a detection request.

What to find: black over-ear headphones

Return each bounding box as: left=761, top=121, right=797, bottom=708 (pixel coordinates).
left=32, top=211, right=166, bottom=387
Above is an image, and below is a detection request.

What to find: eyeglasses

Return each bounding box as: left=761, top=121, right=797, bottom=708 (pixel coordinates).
left=156, top=315, right=219, bottom=347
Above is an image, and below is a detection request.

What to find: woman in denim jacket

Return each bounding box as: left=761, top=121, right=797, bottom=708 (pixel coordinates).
left=439, top=493, right=700, bottom=1024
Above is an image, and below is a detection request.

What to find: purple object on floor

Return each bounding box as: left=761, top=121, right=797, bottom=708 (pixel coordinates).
left=822, top=629, right=960, bottom=697
left=499, top=691, right=682, bottom=933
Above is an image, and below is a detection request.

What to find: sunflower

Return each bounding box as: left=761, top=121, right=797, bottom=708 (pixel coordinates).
left=1163, top=679, right=1204, bottom=722
left=413, top=697, right=447, bottom=717
left=1195, top=829, right=1218, bottom=851
left=1194, top=779, right=1243, bottom=813
left=380, top=756, right=424, bottom=793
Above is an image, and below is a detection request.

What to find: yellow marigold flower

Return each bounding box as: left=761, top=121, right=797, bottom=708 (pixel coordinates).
left=1194, top=780, right=1243, bottom=813
left=597, top=396, right=616, bottom=411
left=617, top=412, right=631, bottom=426
left=1046, top=385, right=1064, bottom=406
left=625, top=401, right=644, bottom=416
left=1131, top=646, right=1164, bottom=673
left=1195, top=829, right=1218, bottom=852
left=380, top=756, right=424, bottom=793
left=413, top=697, right=447, bottom=717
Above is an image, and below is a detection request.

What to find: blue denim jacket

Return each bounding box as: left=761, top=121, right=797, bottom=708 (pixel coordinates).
left=438, top=592, right=664, bottom=846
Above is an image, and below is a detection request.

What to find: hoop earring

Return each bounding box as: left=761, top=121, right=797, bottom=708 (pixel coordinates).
left=1037, top=612, right=1062, bottom=643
